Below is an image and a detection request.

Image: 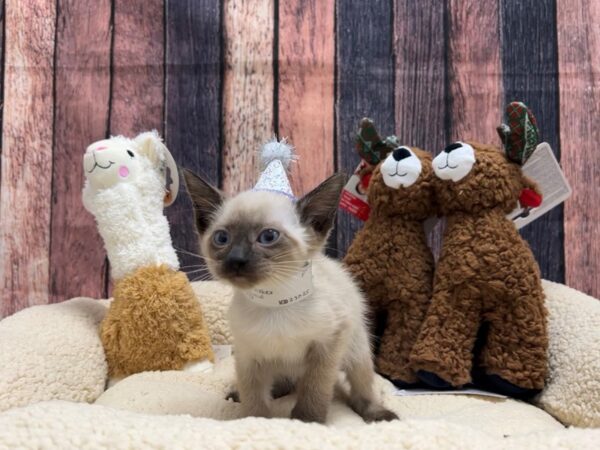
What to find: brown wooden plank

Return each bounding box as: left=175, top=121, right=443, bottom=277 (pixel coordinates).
left=278, top=0, right=334, bottom=196
left=49, top=0, right=112, bottom=303
left=0, top=0, right=57, bottom=317
left=222, top=0, right=275, bottom=195
left=557, top=0, right=600, bottom=298
left=110, top=0, right=164, bottom=135
left=394, top=1, right=447, bottom=257
left=165, top=0, right=222, bottom=274
left=447, top=0, right=503, bottom=143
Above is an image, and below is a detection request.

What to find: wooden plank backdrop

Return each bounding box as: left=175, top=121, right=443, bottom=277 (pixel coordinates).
left=0, top=0, right=598, bottom=317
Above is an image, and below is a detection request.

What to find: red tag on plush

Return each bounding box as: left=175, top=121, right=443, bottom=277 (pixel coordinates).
left=519, top=188, right=542, bottom=208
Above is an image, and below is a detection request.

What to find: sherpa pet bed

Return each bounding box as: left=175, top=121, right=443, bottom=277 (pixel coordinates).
left=0, top=280, right=599, bottom=449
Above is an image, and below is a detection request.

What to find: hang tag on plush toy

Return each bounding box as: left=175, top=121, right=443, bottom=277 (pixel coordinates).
left=162, top=147, right=179, bottom=207
left=340, top=160, right=372, bottom=221
left=508, top=142, right=572, bottom=229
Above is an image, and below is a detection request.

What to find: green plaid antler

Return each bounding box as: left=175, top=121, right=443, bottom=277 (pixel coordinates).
left=496, top=102, right=540, bottom=165
left=355, top=118, right=399, bottom=165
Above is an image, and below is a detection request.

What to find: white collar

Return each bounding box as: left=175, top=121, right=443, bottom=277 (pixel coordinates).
left=241, top=261, right=313, bottom=308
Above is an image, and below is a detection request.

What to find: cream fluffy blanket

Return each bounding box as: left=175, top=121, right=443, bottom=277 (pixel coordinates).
left=0, top=280, right=598, bottom=449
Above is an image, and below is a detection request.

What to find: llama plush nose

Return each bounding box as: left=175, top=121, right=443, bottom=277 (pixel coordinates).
left=392, top=147, right=411, bottom=161
left=444, top=142, right=463, bottom=153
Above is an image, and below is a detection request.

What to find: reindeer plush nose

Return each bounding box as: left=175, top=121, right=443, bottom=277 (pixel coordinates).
left=392, top=147, right=412, bottom=161
left=444, top=142, right=463, bottom=153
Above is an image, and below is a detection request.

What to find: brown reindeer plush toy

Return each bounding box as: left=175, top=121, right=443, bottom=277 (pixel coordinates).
left=410, top=102, right=548, bottom=397
left=344, top=119, right=436, bottom=387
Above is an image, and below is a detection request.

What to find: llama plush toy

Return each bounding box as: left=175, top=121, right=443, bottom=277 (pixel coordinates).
left=82, top=131, right=214, bottom=377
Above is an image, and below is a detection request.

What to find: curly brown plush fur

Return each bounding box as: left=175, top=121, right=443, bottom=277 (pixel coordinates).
left=344, top=148, right=436, bottom=384
left=100, top=265, right=214, bottom=377
left=410, top=142, right=548, bottom=391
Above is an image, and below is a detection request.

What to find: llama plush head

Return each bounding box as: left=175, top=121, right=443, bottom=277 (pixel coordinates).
left=82, top=131, right=178, bottom=211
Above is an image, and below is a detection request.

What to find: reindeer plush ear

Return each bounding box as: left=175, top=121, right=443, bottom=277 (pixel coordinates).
left=134, top=130, right=179, bottom=206
left=498, top=102, right=540, bottom=165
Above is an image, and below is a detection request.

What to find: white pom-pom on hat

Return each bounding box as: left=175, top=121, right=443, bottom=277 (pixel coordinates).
left=259, top=138, right=297, bottom=171
left=254, top=138, right=297, bottom=198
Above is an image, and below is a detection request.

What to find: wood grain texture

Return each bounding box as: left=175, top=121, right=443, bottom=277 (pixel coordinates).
left=111, top=0, right=164, bottom=135
left=557, top=0, right=600, bottom=297
left=278, top=0, right=334, bottom=196
left=222, top=0, right=274, bottom=195
left=165, top=0, right=221, bottom=273
left=394, top=0, right=447, bottom=258
left=0, top=0, right=57, bottom=317
left=501, top=0, right=564, bottom=282
left=447, top=0, right=502, bottom=143
left=50, top=0, right=112, bottom=303
left=336, top=0, right=395, bottom=256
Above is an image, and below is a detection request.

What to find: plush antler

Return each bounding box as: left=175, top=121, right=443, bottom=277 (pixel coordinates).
left=355, top=118, right=399, bottom=166
left=497, top=102, right=540, bottom=165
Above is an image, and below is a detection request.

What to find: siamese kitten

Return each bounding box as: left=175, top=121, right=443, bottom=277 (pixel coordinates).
left=183, top=169, right=398, bottom=424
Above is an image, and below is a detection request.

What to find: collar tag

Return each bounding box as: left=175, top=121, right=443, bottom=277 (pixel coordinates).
left=244, top=261, right=313, bottom=307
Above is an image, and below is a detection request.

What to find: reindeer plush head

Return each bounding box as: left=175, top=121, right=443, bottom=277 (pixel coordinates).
left=431, top=102, right=543, bottom=215
left=354, top=118, right=436, bottom=220
left=82, top=131, right=178, bottom=210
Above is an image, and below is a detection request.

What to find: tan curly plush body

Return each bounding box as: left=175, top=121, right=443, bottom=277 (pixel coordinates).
left=101, top=265, right=214, bottom=376
left=345, top=148, right=435, bottom=385
left=410, top=142, right=548, bottom=393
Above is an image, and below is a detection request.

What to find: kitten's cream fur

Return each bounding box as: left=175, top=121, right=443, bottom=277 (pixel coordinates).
left=183, top=171, right=397, bottom=424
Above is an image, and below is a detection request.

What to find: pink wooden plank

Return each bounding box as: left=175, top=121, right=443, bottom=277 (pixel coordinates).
left=557, top=0, right=600, bottom=298
left=447, top=0, right=503, bottom=143
left=222, top=0, right=275, bottom=195
left=110, top=0, right=164, bottom=135
left=0, top=0, right=57, bottom=317
left=278, top=0, right=335, bottom=196
left=49, top=0, right=112, bottom=303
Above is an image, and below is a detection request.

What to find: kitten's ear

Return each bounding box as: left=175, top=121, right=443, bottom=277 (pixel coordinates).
left=182, top=168, right=224, bottom=234
left=296, top=173, right=347, bottom=239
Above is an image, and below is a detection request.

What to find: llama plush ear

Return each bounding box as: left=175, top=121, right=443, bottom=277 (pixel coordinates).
left=183, top=168, right=224, bottom=235
left=134, top=131, right=179, bottom=206
left=497, top=102, right=540, bottom=165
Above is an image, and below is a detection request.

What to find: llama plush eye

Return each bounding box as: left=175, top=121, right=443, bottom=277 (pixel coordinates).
left=257, top=229, right=280, bottom=245
left=127, top=150, right=135, bottom=158
left=212, top=230, right=230, bottom=247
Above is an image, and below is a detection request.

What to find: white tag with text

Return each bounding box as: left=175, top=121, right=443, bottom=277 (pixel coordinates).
left=393, top=388, right=507, bottom=399
left=509, top=142, right=572, bottom=229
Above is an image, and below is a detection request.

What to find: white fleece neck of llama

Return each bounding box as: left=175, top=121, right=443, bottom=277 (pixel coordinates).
left=82, top=145, right=179, bottom=281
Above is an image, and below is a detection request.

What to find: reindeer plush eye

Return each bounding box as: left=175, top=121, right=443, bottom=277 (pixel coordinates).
left=127, top=150, right=135, bottom=158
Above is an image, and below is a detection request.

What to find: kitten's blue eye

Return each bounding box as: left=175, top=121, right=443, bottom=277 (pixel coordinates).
left=212, top=230, right=230, bottom=247
left=257, top=229, right=280, bottom=246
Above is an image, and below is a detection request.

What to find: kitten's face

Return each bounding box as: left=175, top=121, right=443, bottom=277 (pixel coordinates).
left=201, top=191, right=310, bottom=288
left=183, top=170, right=346, bottom=289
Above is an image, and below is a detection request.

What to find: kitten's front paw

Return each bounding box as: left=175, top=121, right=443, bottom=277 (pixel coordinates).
left=363, top=407, right=399, bottom=423
left=242, top=403, right=271, bottom=419
left=291, top=404, right=327, bottom=424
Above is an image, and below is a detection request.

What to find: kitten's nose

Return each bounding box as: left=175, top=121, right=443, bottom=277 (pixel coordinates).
left=224, top=246, right=249, bottom=273
left=392, top=147, right=411, bottom=161
left=444, top=142, right=463, bottom=153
